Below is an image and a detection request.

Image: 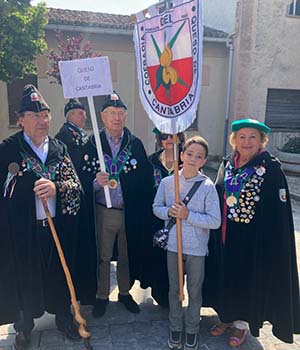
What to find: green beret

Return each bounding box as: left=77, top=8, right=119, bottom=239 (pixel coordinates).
left=231, top=119, right=271, bottom=134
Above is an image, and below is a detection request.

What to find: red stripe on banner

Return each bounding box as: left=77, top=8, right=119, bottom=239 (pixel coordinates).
left=147, top=57, right=193, bottom=106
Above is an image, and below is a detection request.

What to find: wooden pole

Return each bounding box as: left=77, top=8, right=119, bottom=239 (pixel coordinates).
left=173, top=134, right=184, bottom=301
left=87, top=96, right=112, bottom=208
left=41, top=198, right=93, bottom=350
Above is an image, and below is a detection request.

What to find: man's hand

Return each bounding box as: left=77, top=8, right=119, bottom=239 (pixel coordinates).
left=168, top=201, right=189, bottom=220
left=34, top=178, right=56, bottom=199
left=96, top=171, right=109, bottom=187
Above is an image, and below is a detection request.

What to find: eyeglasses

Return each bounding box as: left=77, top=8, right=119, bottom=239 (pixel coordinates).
left=103, top=110, right=126, bottom=117
left=160, top=133, right=173, bottom=140
left=25, top=112, right=51, bottom=121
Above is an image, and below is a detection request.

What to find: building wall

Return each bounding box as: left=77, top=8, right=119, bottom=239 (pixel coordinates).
left=192, top=42, right=228, bottom=157
left=231, top=0, right=300, bottom=123
left=203, top=0, right=238, bottom=33
left=0, top=29, right=229, bottom=158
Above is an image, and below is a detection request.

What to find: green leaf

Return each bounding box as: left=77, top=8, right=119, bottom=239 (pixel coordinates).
left=151, top=34, right=161, bottom=58
left=169, top=20, right=186, bottom=49
left=178, top=77, right=188, bottom=88
left=0, top=1, right=48, bottom=82
left=155, top=65, right=163, bottom=90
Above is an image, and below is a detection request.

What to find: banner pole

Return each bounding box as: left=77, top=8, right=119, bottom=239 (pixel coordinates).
left=87, top=96, right=112, bottom=208
left=173, top=133, right=184, bottom=301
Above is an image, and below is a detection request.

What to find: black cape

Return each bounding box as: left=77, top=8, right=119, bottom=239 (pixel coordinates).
left=55, top=121, right=89, bottom=175
left=81, top=127, right=155, bottom=286
left=145, top=149, right=184, bottom=307
left=55, top=121, right=97, bottom=305
left=0, top=132, right=95, bottom=326
left=203, top=151, right=300, bottom=343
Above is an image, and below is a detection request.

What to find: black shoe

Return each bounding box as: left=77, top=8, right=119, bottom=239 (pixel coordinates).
left=184, top=333, right=198, bottom=350
left=14, top=331, right=31, bottom=350
left=118, top=293, right=140, bottom=314
left=57, top=323, right=81, bottom=341
left=92, top=298, right=109, bottom=318
left=168, top=331, right=182, bottom=349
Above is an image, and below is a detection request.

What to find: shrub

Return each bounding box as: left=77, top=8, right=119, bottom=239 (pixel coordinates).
left=281, top=137, right=300, bottom=154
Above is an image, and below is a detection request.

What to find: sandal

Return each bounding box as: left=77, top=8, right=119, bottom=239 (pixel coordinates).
left=210, top=322, right=233, bottom=336
left=228, top=328, right=248, bottom=347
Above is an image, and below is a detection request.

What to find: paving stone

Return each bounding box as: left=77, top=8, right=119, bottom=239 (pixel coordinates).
left=88, top=325, right=110, bottom=342
left=87, top=343, right=113, bottom=350
left=110, top=323, right=135, bottom=343
left=0, top=335, right=14, bottom=347
left=39, top=329, right=64, bottom=346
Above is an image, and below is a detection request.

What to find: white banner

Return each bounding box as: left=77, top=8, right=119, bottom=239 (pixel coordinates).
left=59, top=56, right=113, bottom=98
left=133, top=0, right=203, bottom=134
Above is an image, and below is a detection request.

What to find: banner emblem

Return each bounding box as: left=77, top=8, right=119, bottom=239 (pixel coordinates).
left=134, top=0, right=203, bottom=134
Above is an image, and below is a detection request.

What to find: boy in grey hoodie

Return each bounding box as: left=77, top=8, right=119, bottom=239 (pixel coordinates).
left=153, top=136, right=221, bottom=350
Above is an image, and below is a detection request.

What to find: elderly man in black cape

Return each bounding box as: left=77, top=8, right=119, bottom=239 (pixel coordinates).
left=0, top=85, right=95, bottom=350
left=81, top=91, right=163, bottom=317
left=55, top=98, right=97, bottom=305
left=55, top=98, right=89, bottom=173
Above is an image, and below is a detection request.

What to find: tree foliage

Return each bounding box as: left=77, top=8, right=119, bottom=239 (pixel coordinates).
left=47, top=30, right=100, bottom=85
left=0, top=0, right=48, bottom=82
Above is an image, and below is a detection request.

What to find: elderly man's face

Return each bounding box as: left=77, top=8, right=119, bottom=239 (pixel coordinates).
left=68, top=108, right=87, bottom=129
left=101, top=106, right=127, bottom=136
left=19, top=110, right=50, bottom=143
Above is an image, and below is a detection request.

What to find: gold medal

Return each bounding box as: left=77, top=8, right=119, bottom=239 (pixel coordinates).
left=108, top=179, right=118, bottom=189
left=226, top=194, right=237, bottom=207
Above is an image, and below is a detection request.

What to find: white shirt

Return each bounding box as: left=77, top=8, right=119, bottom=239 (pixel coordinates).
left=23, top=132, right=56, bottom=220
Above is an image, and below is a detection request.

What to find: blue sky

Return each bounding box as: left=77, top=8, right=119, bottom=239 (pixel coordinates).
left=32, top=0, right=158, bottom=15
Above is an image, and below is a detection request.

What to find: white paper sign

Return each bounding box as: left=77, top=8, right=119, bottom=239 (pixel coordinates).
left=59, top=56, right=113, bottom=98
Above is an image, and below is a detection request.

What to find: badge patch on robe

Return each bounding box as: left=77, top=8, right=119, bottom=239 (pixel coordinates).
left=279, top=188, right=287, bottom=202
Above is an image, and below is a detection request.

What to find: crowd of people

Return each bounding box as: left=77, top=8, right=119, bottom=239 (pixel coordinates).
left=0, top=85, right=299, bottom=350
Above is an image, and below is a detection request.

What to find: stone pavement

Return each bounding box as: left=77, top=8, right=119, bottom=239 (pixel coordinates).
left=286, top=174, right=300, bottom=201
left=0, top=168, right=299, bottom=350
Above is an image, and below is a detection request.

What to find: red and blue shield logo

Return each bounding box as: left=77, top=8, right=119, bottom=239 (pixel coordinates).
left=134, top=0, right=203, bottom=133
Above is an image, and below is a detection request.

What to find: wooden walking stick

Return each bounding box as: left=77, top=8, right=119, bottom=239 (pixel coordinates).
left=173, top=134, right=184, bottom=301
left=41, top=198, right=93, bottom=350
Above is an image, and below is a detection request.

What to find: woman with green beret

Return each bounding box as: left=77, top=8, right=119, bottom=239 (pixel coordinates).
left=204, top=118, right=300, bottom=346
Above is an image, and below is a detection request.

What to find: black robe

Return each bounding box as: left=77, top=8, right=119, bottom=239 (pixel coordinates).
left=0, top=131, right=94, bottom=326
left=81, top=127, right=155, bottom=285
left=203, top=151, right=300, bottom=343
left=145, top=149, right=184, bottom=307
left=55, top=121, right=89, bottom=175
left=55, top=121, right=97, bottom=305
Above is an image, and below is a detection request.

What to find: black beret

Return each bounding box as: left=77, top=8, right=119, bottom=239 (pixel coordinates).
left=101, top=91, right=127, bottom=112
left=64, top=98, right=85, bottom=117
left=18, top=84, right=50, bottom=114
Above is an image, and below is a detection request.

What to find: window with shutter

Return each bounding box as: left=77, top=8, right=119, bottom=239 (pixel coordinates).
left=265, top=88, right=300, bottom=129
left=288, top=0, right=300, bottom=16
left=7, top=75, right=38, bottom=126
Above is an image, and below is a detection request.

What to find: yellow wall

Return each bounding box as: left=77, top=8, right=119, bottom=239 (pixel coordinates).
left=0, top=29, right=228, bottom=157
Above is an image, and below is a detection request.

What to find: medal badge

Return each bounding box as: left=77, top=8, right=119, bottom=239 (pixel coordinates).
left=8, top=162, right=20, bottom=175
left=226, top=194, right=238, bottom=207
left=104, top=145, right=132, bottom=189
left=108, top=178, right=118, bottom=189
left=256, top=166, right=266, bottom=176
